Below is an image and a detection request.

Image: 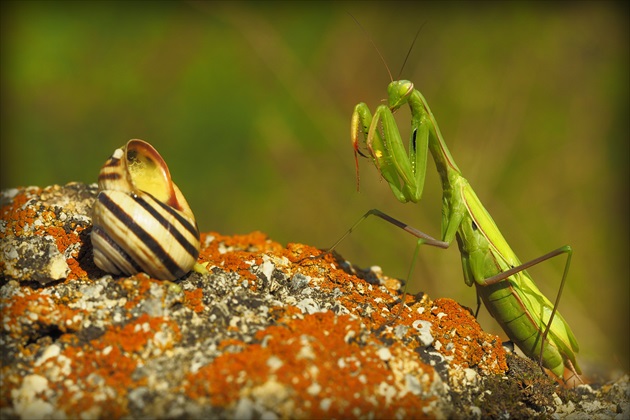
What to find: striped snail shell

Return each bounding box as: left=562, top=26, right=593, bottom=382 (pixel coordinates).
left=91, top=139, right=200, bottom=280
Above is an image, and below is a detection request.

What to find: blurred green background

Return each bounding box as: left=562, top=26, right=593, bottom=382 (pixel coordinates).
left=2, top=1, right=628, bottom=378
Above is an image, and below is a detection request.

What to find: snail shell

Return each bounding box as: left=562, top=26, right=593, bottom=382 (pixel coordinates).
left=91, top=139, right=200, bottom=280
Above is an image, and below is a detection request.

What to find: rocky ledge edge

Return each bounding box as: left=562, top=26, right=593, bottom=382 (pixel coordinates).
left=0, top=183, right=628, bottom=419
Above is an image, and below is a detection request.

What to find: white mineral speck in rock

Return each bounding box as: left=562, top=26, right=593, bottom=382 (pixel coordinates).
left=266, top=355, right=283, bottom=372
left=290, top=273, right=310, bottom=290
left=153, top=331, right=170, bottom=348
left=378, top=381, right=397, bottom=405
left=307, top=382, right=321, bottom=396
left=413, top=319, right=434, bottom=346
left=4, top=246, right=18, bottom=260
left=35, top=344, right=61, bottom=366
left=296, top=337, right=316, bottom=360
left=260, top=260, right=275, bottom=281
left=394, top=324, right=408, bottom=339
left=82, top=283, right=104, bottom=299
left=260, top=411, right=279, bottom=420
left=405, top=373, right=423, bottom=395
left=12, top=375, right=54, bottom=419
left=464, top=368, right=478, bottom=384
left=57, top=355, right=72, bottom=376
left=377, top=347, right=392, bottom=361
left=320, top=398, right=332, bottom=411
left=48, top=253, right=70, bottom=280
left=1, top=188, right=19, bottom=201
left=470, top=406, right=482, bottom=417
left=250, top=379, right=290, bottom=409
left=203, top=235, right=215, bottom=247
left=370, top=265, right=382, bottom=274
left=296, top=298, right=319, bottom=314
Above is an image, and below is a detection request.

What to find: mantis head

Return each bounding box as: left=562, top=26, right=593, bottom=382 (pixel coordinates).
left=387, top=80, right=414, bottom=111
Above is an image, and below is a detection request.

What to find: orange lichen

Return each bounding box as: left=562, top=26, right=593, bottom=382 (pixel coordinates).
left=25, top=314, right=180, bottom=418
left=0, top=187, right=90, bottom=281
left=279, top=247, right=405, bottom=329
left=198, top=231, right=284, bottom=284
left=102, top=313, right=178, bottom=353
left=217, top=338, right=247, bottom=352
left=120, top=275, right=158, bottom=310
left=1, top=286, right=86, bottom=336
left=184, top=310, right=438, bottom=418
left=65, top=257, right=89, bottom=280
left=1, top=185, right=512, bottom=417
left=0, top=188, right=41, bottom=237
left=430, top=298, right=507, bottom=375
left=183, top=288, right=205, bottom=313
left=278, top=244, right=508, bottom=377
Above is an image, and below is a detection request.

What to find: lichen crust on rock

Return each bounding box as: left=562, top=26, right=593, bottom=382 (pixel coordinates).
left=1, top=184, right=627, bottom=419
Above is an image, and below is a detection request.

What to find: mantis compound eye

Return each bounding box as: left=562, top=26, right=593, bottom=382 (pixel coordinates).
left=387, top=80, right=414, bottom=110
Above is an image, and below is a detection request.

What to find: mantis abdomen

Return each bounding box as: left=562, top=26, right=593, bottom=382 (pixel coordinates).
left=477, top=278, right=574, bottom=378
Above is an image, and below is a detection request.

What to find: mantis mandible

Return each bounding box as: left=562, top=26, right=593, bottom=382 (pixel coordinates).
left=331, top=38, right=582, bottom=382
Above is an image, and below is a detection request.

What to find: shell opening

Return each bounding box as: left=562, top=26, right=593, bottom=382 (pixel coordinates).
left=126, top=142, right=173, bottom=205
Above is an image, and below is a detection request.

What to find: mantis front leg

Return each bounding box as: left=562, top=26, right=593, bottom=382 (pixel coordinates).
left=351, top=100, right=429, bottom=204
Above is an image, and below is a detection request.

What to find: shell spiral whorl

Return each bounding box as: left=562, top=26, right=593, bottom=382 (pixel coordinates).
left=91, top=139, right=200, bottom=280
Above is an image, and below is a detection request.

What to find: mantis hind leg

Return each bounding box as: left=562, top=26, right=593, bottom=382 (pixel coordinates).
left=325, top=209, right=449, bottom=323
left=476, top=245, right=577, bottom=379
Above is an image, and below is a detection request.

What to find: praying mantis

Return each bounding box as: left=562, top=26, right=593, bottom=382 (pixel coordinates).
left=330, top=39, right=582, bottom=383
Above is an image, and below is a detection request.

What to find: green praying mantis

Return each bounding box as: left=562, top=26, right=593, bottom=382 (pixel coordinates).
left=329, top=38, right=582, bottom=383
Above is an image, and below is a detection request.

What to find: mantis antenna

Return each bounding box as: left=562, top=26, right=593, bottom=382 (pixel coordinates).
left=347, top=12, right=393, bottom=82
left=396, top=24, right=425, bottom=80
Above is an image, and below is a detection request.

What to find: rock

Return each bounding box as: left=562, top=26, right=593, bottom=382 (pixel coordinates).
left=0, top=184, right=96, bottom=284
left=0, top=183, right=628, bottom=419
left=1, top=235, right=70, bottom=283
